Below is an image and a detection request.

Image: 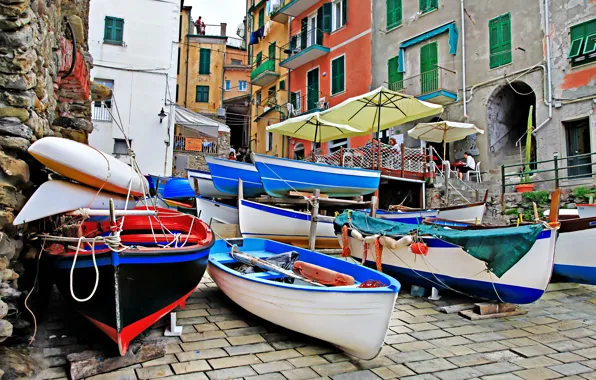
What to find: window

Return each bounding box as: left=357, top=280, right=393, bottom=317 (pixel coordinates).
left=331, top=0, right=346, bottom=31
left=176, top=84, right=179, bottom=103
left=258, top=8, right=265, bottom=29
left=331, top=55, right=345, bottom=95
left=231, top=58, right=243, bottom=65
left=104, top=16, right=124, bottom=44
left=568, top=18, right=596, bottom=67
left=177, top=47, right=181, bottom=74
left=239, top=80, right=247, bottom=92
left=329, top=138, right=348, bottom=152
left=92, top=79, right=113, bottom=122
left=290, top=91, right=301, bottom=114
left=420, top=42, right=438, bottom=93
left=387, top=56, right=404, bottom=91
left=387, top=0, right=402, bottom=29
left=279, top=80, right=286, bottom=91
left=113, top=139, right=130, bottom=155
left=268, top=42, right=276, bottom=66
left=419, top=0, right=437, bottom=14
left=489, top=13, right=512, bottom=69
left=267, top=86, right=277, bottom=106
left=255, top=90, right=262, bottom=106
left=255, top=51, right=263, bottom=67
left=196, top=86, right=209, bottom=102
left=224, top=80, right=231, bottom=91
left=266, top=131, right=273, bottom=152
left=199, top=48, right=211, bottom=75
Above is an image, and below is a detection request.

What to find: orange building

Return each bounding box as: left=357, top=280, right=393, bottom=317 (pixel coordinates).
left=279, top=0, right=373, bottom=159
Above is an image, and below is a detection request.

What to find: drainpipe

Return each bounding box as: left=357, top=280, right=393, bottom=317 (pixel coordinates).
left=461, top=0, right=468, bottom=119
left=533, top=0, right=553, bottom=134
left=184, top=10, right=191, bottom=107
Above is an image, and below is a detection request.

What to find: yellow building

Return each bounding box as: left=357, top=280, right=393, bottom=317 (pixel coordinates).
left=223, top=42, right=251, bottom=150
left=247, top=0, right=290, bottom=157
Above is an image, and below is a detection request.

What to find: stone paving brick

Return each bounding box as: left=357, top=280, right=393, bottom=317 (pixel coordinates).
left=548, top=320, right=586, bottom=331
left=562, top=328, right=596, bottom=339
left=180, top=330, right=227, bottom=342
left=177, top=309, right=209, bottom=318
left=331, top=369, right=381, bottom=380
left=206, top=314, right=239, bottom=323
left=388, top=349, right=435, bottom=363
left=311, top=362, right=359, bottom=376
left=171, top=359, right=211, bottom=374
left=411, top=329, right=453, bottom=340
left=549, top=362, right=593, bottom=376
left=464, top=341, right=508, bottom=353
left=282, top=367, right=320, bottom=380
left=205, top=365, right=257, bottom=380
left=474, top=362, right=524, bottom=375
left=87, top=368, right=138, bottom=380
left=176, top=348, right=228, bottom=362
left=322, top=353, right=351, bottom=363
left=224, top=342, right=275, bottom=356
left=257, top=349, right=302, bottom=362
left=135, top=365, right=174, bottom=379
left=498, top=329, right=532, bottom=339
left=463, top=332, right=505, bottom=343
left=427, top=345, right=476, bottom=358
left=194, top=323, right=219, bottom=332
left=530, top=333, right=569, bottom=345
left=207, top=307, right=233, bottom=316
left=429, top=336, right=473, bottom=347
left=548, top=352, right=585, bottom=363
left=350, top=356, right=395, bottom=370
left=271, top=340, right=308, bottom=350
left=435, top=367, right=483, bottom=380
left=407, top=308, right=440, bottom=317
left=400, top=315, right=439, bottom=324
left=166, top=343, right=182, bottom=354
left=251, top=360, right=294, bottom=374
left=405, top=358, right=457, bottom=374
left=500, top=338, right=539, bottom=348
left=444, top=325, right=484, bottom=335
left=245, top=373, right=287, bottom=380
left=225, top=326, right=268, bottom=337
left=288, top=355, right=328, bottom=368
left=446, top=353, right=496, bottom=367
left=216, top=320, right=249, bottom=330
left=177, top=316, right=208, bottom=325
left=142, top=354, right=179, bottom=367
left=408, top=323, right=439, bottom=331
left=522, top=325, right=558, bottom=335
left=401, top=375, right=440, bottom=380
left=514, top=355, right=563, bottom=369
left=180, top=339, right=230, bottom=351
left=530, top=317, right=558, bottom=325
left=391, top=325, right=414, bottom=334
left=511, top=344, right=557, bottom=357
left=385, top=333, right=417, bottom=344
left=296, top=345, right=337, bottom=356
left=208, top=354, right=261, bottom=369
left=481, top=375, right=523, bottom=380
left=581, top=372, right=596, bottom=379
left=513, top=367, right=563, bottom=379
left=227, top=334, right=266, bottom=346
left=432, top=320, right=471, bottom=329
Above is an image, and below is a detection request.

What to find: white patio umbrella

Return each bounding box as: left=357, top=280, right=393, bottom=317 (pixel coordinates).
left=407, top=121, right=484, bottom=158
left=266, top=112, right=367, bottom=144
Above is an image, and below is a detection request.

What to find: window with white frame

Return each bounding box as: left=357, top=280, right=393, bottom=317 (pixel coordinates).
left=332, top=0, right=344, bottom=31
left=225, top=80, right=231, bottom=91
left=92, top=79, right=114, bottom=122
left=238, top=80, right=247, bottom=91
left=329, top=138, right=347, bottom=152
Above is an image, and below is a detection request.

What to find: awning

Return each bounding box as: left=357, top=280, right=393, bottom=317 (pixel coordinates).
left=174, top=105, right=230, bottom=137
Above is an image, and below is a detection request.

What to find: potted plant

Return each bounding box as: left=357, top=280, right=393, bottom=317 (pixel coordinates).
left=515, top=106, right=535, bottom=193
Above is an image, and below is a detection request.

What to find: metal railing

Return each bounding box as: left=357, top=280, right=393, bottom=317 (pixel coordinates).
left=501, top=151, right=596, bottom=193
left=193, top=23, right=226, bottom=36
left=92, top=102, right=112, bottom=121
left=227, top=37, right=245, bottom=49
left=173, top=136, right=218, bottom=154
left=285, top=91, right=330, bottom=117
left=387, top=66, right=456, bottom=98
left=250, top=59, right=276, bottom=81
left=280, top=27, right=326, bottom=62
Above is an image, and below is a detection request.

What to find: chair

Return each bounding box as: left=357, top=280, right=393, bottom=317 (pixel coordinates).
left=466, top=161, right=482, bottom=183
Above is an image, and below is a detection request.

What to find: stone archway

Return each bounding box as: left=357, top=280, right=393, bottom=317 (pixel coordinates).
left=486, top=81, right=536, bottom=166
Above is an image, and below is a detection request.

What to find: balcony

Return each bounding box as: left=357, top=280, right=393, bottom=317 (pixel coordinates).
left=286, top=91, right=330, bottom=118
left=280, top=28, right=329, bottom=70
left=250, top=59, right=280, bottom=87
left=388, top=66, right=457, bottom=105
left=276, top=0, right=319, bottom=18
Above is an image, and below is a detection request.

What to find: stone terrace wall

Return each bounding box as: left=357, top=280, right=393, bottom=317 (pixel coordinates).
left=0, top=0, right=92, bottom=354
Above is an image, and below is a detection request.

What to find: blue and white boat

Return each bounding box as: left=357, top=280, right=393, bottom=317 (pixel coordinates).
left=208, top=238, right=400, bottom=360
left=196, top=196, right=238, bottom=225
left=205, top=156, right=265, bottom=197
left=251, top=153, right=381, bottom=198
left=162, top=178, right=195, bottom=200
left=187, top=169, right=234, bottom=199
left=377, top=201, right=487, bottom=224
left=335, top=211, right=558, bottom=304
left=552, top=215, right=596, bottom=285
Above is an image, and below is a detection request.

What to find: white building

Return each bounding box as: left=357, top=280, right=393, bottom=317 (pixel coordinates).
left=89, top=0, right=180, bottom=176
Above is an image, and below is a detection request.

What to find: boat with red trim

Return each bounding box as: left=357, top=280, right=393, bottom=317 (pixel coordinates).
left=46, top=206, right=213, bottom=355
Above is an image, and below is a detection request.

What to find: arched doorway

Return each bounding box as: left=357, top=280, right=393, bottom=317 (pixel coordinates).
left=486, top=81, right=536, bottom=166
left=293, top=142, right=305, bottom=160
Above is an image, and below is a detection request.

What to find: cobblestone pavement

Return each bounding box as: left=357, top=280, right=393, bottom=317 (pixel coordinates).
left=32, top=276, right=596, bottom=380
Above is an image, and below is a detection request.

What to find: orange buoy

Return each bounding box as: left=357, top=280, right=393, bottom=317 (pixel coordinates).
left=410, top=242, right=429, bottom=255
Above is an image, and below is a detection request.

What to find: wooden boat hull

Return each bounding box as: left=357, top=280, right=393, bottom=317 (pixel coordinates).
left=206, top=156, right=265, bottom=197
left=252, top=154, right=381, bottom=198
left=377, top=202, right=486, bottom=224
left=50, top=209, right=213, bottom=355
left=208, top=238, right=400, bottom=360
left=28, top=137, right=148, bottom=196
left=552, top=216, right=596, bottom=285
left=239, top=199, right=339, bottom=249
left=197, top=196, right=239, bottom=225
left=187, top=169, right=234, bottom=199
left=339, top=227, right=557, bottom=304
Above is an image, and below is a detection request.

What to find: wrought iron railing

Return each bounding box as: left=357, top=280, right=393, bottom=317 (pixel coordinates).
left=173, top=136, right=218, bottom=154
left=283, top=91, right=330, bottom=117
left=92, top=102, right=112, bottom=122
left=280, top=27, right=326, bottom=62
left=387, top=66, right=456, bottom=97
left=250, top=59, right=276, bottom=80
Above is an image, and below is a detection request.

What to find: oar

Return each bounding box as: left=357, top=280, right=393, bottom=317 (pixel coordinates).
left=230, top=245, right=326, bottom=287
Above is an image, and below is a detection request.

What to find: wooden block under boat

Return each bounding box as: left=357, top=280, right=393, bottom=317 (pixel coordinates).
left=289, top=191, right=329, bottom=198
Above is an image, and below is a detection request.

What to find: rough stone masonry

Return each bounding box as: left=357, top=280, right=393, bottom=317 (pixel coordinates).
left=0, top=0, right=97, bottom=364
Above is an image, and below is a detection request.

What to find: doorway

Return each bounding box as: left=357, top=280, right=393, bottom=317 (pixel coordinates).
left=564, top=118, right=592, bottom=179
left=307, top=68, right=319, bottom=112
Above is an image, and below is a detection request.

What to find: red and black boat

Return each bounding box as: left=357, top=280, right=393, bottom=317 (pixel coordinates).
left=47, top=207, right=213, bottom=355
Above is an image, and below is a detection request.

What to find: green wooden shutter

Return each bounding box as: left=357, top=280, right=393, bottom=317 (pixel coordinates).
left=489, top=17, right=501, bottom=68
left=342, top=0, right=347, bottom=26
left=268, top=42, right=276, bottom=69
left=322, top=3, right=332, bottom=32
left=255, top=51, right=262, bottom=66
left=332, top=56, right=345, bottom=95
left=258, top=8, right=264, bottom=28
left=279, top=80, right=286, bottom=90
left=430, top=0, right=438, bottom=10
left=316, top=8, right=324, bottom=44
left=388, top=56, right=400, bottom=89
left=114, top=19, right=124, bottom=43
left=395, top=0, right=402, bottom=27
left=584, top=33, right=596, bottom=54
left=500, top=14, right=512, bottom=65
left=104, top=17, right=113, bottom=41
left=301, top=18, right=308, bottom=50
left=387, top=0, right=402, bottom=29
left=420, top=42, right=438, bottom=93
left=199, top=49, right=210, bottom=74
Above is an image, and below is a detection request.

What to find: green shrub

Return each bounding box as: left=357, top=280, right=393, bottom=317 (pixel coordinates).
left=522, top=191, right=550, bottom=204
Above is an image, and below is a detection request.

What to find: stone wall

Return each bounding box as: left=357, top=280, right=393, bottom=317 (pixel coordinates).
left=173, top=131, right=231, bottom=177
left=0, top=0, right=92, bottom=351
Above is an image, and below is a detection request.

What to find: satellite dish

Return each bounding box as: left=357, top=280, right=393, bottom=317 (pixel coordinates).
left=236, top=22, right=245, bottom=38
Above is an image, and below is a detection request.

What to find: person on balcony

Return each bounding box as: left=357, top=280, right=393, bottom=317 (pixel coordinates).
left=458, top=151, right=476, bottom=180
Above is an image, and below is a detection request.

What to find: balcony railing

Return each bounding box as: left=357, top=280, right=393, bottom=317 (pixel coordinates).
left=280, top=27, right=329, bottom=70
left=250, top=59, right=276, bottom=81
left=193, top=23, right=227, bottom=37
left=173, top=136, right=218, bottom=154
left=92, top=102, right=112, bottom=122
left=387, top=66, right=457, bottom=105
left=275, top=0, right=319, bottom=17
left=227, top=36, right=245, bottom=49
left=285, top=91, right=330, bottom=117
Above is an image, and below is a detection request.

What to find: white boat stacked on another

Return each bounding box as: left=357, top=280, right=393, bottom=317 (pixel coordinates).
left=208, top=238, right=400, bottom=360
left=187, top=169, right=234, bottom=199
left=552, top=214, right=596, bottom=285
left=197, top=196, right=239, bottom=225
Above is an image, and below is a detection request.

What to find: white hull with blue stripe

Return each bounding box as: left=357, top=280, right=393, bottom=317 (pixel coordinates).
left=252, top=153, right=381, bottom=198
left=187, top=169, right=234, bottom=199
left=553, top=216, right=596, bottom=285
left=340, top=227, right=557, bottom=304
left=208, top=238, right=400, bottom=360
left=239, top=199, right=339, bottom=248
left=196, top=196, right=238, bottom=225
left=206, top=156, right=265, bottom=197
